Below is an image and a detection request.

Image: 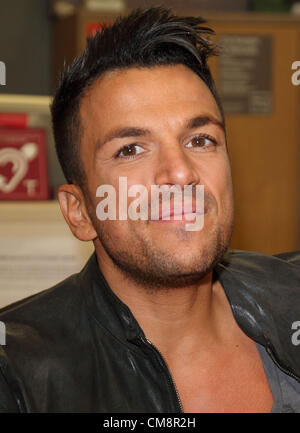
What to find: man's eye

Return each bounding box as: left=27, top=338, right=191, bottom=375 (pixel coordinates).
left=115, top=144, right=145, bottom=159
left=186, top=135, right=217, bottom=150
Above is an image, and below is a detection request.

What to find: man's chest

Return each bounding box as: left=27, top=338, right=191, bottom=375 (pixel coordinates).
left=169, top=347, right=274, bottom=413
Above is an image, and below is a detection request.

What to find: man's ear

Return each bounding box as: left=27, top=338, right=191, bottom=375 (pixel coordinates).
left=58, top=184, right=97, bottom=241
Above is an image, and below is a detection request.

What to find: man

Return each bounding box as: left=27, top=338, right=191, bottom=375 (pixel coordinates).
left=0, top=7, right=299, bottom=413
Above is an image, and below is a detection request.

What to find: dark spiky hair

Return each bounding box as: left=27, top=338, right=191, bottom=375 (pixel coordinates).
left=51, top=7, right=224, bottom=186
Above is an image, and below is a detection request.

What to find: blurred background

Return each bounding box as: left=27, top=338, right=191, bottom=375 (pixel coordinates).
left=0, top=0, right=300, bottom=306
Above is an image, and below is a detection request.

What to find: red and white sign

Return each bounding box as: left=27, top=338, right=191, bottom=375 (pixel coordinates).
left=0, top=128, right=49, bottom=200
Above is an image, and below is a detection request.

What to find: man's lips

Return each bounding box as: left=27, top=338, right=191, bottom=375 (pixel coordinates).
left=150, top=201, right=205, bottom=221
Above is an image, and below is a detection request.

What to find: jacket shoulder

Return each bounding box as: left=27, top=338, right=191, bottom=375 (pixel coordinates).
left=0, top=272, right=82, bottom=323
left=273, top=250, right=300, bottom=265
left=218, top=249, right=300, bottom=282
left=0, top=270, right=89, bottom=358
left=221, top=249, right=300, bottom=267
left=0, top=272, right=89, bottom=412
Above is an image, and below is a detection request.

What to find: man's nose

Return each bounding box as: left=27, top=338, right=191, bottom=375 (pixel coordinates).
left=153, top=141, right=200, bottom=188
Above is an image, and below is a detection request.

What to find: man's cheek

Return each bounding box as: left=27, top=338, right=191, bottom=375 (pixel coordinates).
left=99, top=219, right=133, bottom=240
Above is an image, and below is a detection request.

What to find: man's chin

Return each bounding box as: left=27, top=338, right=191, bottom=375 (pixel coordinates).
left=106, top=243, right=227, bottom=291
left=96, top=218, right=233, bottom=291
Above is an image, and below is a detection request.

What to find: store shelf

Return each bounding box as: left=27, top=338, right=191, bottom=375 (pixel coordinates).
left=0, top=200, right=94, bottom=308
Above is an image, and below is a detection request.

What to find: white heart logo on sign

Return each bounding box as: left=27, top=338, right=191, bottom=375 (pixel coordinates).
left=0, top=142, right=38, bottom=193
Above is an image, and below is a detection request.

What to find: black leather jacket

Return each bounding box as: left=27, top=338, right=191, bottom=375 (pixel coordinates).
left=0, top=249, right=299, bottom=413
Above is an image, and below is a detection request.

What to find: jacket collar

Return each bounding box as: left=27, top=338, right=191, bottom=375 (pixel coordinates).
left=79, top=252, right=145, bottom=342
left=214, top=249, right=300, bottom=382
left=80, top=249, right=300, bottom=381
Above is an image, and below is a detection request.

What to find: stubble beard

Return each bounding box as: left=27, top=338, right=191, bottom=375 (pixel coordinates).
left=92, top=215, right=234, bottom=293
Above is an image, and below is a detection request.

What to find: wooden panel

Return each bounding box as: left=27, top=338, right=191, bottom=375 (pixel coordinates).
left=51, top=14, right=78, bottom=91
left=208, top=20, right=300, bottom=253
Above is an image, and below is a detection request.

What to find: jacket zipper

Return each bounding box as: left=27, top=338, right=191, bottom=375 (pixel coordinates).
left=142, top=337, right=184, bottom=413
left=266, top=345, right=300, bottom=383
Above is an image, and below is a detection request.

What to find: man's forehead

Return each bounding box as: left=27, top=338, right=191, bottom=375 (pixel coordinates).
left=82, top=65, right=218, bottom=108
left=79, top=64, right=223, bottom=141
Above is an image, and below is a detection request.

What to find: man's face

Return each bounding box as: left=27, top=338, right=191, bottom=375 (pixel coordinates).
left=79, top=64, right=234, bottom=289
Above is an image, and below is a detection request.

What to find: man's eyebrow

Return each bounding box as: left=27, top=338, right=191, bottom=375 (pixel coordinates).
left=95, top=115, right=224, bottom=151
left=185, top=115, right=225, bottom=132
left=96, top=127, right=151, bottom=150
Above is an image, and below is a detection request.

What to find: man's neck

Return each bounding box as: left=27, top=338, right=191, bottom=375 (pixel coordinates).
left=95, top=247, right=233, bottom=361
